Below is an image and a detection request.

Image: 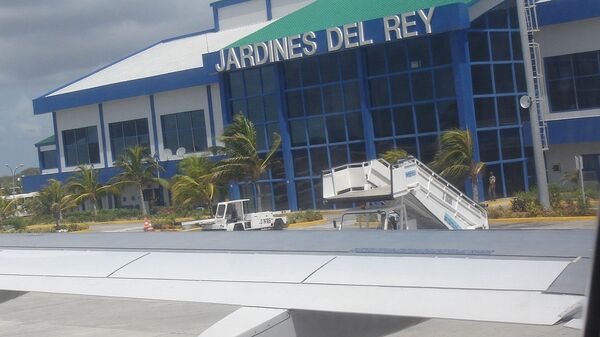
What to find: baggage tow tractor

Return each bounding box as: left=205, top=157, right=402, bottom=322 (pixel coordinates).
left=183, top=199, right=287, bottom=231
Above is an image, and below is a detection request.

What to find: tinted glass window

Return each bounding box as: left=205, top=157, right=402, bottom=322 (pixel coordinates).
left=286, top=91, right=304, bottom=117
left=412, top=71, right=433, bottom=101
left=390, top=74, right=411, bottom=104
left=394, top=106, right=415, bottom=135
left=372, top=109, right=393, bottom=138
left=161, top=110, right=207, bottom=154
left=472, top=65, right=493, bottom=95
left=475, top=97, right=496, bottom=127
left=369, top=78, right=389, bottom=107
left=490, top=32, right=511, bottom=61
left=109, top=118, right=150, bottom=161
left=366, top=45, right=387, bottom=75
left=430, top=34, right=452, bottom=65
left=415, top=104, right=437, bottom=133
left=478, top=130, right=500, bottom=162
left=497, top=96, right=518, bottom=125
left=327, top=115, right=346, bottom=143
left=500, top=128, right=522, bottom=159
left=437, top=100, right=459, bottom=130
left=468, top=32, right=490, bottom=62
left=407, top=38, right=430, bottom=69
left=284, top=61, right=302, bottom=88
left=388, top=42, right=408, bottom=72
left=62, top=126, right=100, bottom=167
left=494, top=64, right=514, bottom=93
left=304, top=88, right=322, bottom=115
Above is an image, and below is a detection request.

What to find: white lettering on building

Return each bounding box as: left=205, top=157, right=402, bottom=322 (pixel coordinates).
left=215, top=7, right=436, bottom=72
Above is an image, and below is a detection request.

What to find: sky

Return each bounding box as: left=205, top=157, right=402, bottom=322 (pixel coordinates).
left=0, top=0, right=213, bottom=170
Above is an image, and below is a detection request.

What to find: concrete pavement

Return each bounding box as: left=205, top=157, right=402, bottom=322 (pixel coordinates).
left=0, top=291, right=580, bottom=337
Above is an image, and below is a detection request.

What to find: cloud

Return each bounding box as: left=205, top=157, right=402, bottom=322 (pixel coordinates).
left=0, top=0, right=213, bottom=168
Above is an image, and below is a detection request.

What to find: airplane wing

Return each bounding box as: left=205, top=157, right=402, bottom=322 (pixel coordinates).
left=0, top=230, right=594, bottom=337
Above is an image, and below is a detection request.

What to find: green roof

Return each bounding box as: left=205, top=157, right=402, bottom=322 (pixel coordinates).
left=229, top=0, right=471, bottom=48
left=35, top=135, right=55, bottom=147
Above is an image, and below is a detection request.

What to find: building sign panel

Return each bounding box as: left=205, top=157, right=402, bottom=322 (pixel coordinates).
left=214, top=3, right=469, bottom=72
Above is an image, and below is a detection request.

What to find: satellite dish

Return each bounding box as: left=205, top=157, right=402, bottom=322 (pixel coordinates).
left=519, top=95, right=532, bottom=109
left=176, top=147, right=187, bottom=157
left=163, top=148, right=173, bottom=159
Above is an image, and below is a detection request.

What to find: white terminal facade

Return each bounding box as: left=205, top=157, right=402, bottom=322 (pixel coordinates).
left=26, top=0, right=600, bottom=212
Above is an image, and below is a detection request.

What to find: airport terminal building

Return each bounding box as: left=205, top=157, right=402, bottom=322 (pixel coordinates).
left=25, top=0, right=600, bottom=211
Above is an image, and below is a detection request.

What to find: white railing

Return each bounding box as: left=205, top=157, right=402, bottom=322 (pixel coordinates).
left=323, top=157, right=488, bottom=230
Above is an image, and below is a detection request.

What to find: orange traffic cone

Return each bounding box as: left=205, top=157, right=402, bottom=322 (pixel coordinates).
left=143, top=217, right=154, bottom=232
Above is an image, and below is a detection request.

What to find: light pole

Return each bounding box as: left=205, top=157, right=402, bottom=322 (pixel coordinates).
left=4, top=164, right=24, bottom=195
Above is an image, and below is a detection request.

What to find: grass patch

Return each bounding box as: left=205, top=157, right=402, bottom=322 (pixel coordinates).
left=287, top=210, right=323, bottom=224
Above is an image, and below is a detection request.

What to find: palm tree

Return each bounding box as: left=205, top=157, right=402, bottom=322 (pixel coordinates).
left=32, top=179, right=77, bottom=228
left=212, top=114, right=281, bottom=212
left=171, top=156, right=216, bottom=208
left=0, top=192, right=16, bottom=222
left=380, top=148, right=408, bottom=164
left=430, top=129, right=485, bottom=202
left=67, top=165, right=114, bottom=216
left=113, top=146, right=166, bottom=216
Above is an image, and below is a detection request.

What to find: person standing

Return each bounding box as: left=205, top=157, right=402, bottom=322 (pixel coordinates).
left=488, top=171, right=497, bottom=201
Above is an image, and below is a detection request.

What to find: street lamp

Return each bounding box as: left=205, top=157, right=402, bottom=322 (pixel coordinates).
left=4, top=164, right=24, bottom=195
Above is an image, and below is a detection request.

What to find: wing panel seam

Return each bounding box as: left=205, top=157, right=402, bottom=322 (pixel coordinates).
left=301, top=256, right=337, bottom=283
left=106, top=252, right=150, bottom=278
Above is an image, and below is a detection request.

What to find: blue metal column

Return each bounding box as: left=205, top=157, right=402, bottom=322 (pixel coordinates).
left=450, top=30, right=484, bottom=200
left=52, top=111, right=62, bottom=173
left=356, top=49, right=376, bottom=160
left=276, top=63, right=298, bottom=211
left=98, top=103, right=109, bottom=168
left=219, top=73, right=241, bottom=200
left=265, top=0, right=272, bottom=20
left=206, top=85, right=217, bottom=148
left=149, top=95, right=160, bottom=156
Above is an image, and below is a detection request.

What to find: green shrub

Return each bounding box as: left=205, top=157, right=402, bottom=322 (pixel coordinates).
left=151, top=215, right=182, bottom=231
left=1, top=217, right=27, bottom=231
left=287, top=210, right=323, bottom=224
left=487, top=206, right=513, bottom=219
left=151, top=206, right=212, bottom=219
left=55, top=223, right=90, bottom=232
left=511, top=190, right=539, bottom=212
left=62, top=209, right=142, bottom=223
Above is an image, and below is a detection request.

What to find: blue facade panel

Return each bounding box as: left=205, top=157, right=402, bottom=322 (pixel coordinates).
left=538, top=0, right=600, bottom=27
left=548, top=116, right=600, bottom=144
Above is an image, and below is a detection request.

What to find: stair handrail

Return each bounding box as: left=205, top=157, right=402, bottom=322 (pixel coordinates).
left=393, top=157, right=488, bottom=218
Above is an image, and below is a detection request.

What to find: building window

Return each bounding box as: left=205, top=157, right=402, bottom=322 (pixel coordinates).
left=109, top=118, right=150, bottom=161
left=545, top=50, right=600, bottom=112
left=160, top=110, right=207, bottom=154
left=468, top=0, right=529, bottom=198
left=366, top=33, right=456, bottom=163
left=225, top=64, right=289, bottom=211
left=40, top=150, right=57, bottom=170
left=62, top=126, right=100, bottom=167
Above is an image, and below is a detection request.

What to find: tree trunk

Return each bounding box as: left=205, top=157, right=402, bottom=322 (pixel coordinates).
left=91, top=198, right=98, bottom=216
left=255, top=182, right=262, bottom=212
left=138, top=185, right=147, bottom=216
left=471, top=174, right=479, bottom=203
left=55, top=210, right=62, bottom=229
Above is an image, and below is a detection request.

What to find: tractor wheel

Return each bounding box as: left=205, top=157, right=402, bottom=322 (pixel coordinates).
left=273, top=219, right=284, bottom=230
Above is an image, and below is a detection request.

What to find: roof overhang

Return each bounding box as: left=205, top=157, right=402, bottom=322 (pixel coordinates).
left=33, top=68, right=217, bottom=115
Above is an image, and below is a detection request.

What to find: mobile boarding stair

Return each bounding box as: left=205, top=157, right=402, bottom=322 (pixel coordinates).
left=322, top=157, right=488, bottom=230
